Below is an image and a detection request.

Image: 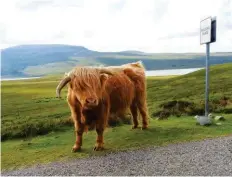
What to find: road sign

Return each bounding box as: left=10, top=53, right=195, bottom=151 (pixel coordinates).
left=211, top=17, right=217, bottom=43
left=200, top=16, right=217, bottom=117
left=200, top=17, right=212, bottom=44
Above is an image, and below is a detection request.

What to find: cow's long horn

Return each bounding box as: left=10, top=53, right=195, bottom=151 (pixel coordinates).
left=56, top=76, right=71, bottom=98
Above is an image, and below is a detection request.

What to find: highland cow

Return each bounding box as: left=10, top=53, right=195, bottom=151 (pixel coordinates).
left=56, top=61, right=148, bottom=152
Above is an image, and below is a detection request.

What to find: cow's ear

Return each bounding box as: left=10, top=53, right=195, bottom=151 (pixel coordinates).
left=100, top=73, right=109, bottom=86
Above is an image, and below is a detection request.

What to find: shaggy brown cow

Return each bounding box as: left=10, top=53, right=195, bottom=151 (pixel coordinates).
left=56, top=61, right=149, bottom=152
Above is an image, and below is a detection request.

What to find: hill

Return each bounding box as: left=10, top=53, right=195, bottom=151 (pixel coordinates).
left=1, top=44, right=232, bottom=78
left=1, top=44, right=98, bottom=77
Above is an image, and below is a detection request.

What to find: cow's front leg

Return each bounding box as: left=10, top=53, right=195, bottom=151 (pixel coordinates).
left=72, top=121, right=85, bottom=152
left=94, top=99, right=109, bottom=151
left=94, top=127, right=104, bottom=151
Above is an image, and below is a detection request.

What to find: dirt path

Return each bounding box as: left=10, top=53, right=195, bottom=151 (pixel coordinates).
left=2, top=136, right=232, bottom=176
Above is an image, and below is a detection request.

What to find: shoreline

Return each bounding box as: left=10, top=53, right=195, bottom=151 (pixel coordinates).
left=0, top=77, right=41, bottom=81
left=1, top=68, right=203, bottom=81
left=145, top=67, right=203, bottom=76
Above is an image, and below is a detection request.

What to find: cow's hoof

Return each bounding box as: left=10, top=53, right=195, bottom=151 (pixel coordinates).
left=93, top=145, right=104, bottom=151
left=93, top=147, right=104, bottom=151
left=131, top=125, right=140, bottom=129
left=141, top=126, right=148, bottom=130
left=72, top=145, right=81, bottom=152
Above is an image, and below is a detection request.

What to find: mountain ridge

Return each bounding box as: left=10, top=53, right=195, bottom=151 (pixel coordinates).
left=1, top=44, right=232, bottom=77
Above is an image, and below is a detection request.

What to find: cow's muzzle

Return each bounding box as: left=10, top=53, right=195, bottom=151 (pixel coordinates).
left=84, top=97, right=98, bottom=108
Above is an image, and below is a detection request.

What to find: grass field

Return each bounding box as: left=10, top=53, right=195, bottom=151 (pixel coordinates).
left=1, top=63, right=232, bottom=171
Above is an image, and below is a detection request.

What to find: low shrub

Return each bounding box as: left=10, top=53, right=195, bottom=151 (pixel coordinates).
left=1, top=113, right=133, bottom=141
left=1, top=118, right=73, bottom=141
left=152, top=97, right=231, bottom=119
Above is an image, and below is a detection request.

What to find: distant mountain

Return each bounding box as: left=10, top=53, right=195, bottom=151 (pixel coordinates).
left=1, top=44, right=98, bottom=77
left=1, top=44, right=232, bottom=78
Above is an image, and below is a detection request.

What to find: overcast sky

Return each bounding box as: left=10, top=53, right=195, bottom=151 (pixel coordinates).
left=0, top=0, right=231, bottom=52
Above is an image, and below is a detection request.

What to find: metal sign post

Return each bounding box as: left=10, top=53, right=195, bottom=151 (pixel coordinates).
left=200, top=16, right=216, bottom=118
left=205, top=43, right=210, bottom=116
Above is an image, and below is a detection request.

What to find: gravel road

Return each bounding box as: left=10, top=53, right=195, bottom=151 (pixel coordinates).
left=2, top=136, right=232, bottom=176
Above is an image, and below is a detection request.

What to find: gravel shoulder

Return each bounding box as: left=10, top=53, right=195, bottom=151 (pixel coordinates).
left=2, top=136, right=232, bottom=176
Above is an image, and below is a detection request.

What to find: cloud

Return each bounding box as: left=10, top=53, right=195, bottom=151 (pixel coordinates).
left=0, top=0, right=232, bottom=53
left=16, top=0, right=54, bottom=11
left=15, top=0, right=85, bottom=11
left=0, top=24, right=7, bottom=43
left=108, top=0, right=126, bottom=12
left=225, top=23, right=232, bottom=30
left=159, top=31, right=199, bottom=40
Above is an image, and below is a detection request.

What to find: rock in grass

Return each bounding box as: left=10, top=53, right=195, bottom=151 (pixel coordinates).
left=214, top=116, right=225, bottom=121
left=194, top=115, right=212, bottom=126
left=208, top=113, right=214, bottom=119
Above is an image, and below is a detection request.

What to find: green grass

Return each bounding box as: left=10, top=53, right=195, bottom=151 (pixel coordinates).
left=146, top=63, right=232, bottom=114
left=1, top=63, right=232, bottom=171
left=2, top=116, right=232, bottom=171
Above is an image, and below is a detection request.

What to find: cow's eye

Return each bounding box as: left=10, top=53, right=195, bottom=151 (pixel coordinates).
left=80, top=87, right=85, bottom=92
left=77, top=84, right=83, bottom=91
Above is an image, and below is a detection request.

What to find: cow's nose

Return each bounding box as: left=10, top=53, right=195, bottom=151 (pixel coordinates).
left=86, top=97, right=97, bottom=104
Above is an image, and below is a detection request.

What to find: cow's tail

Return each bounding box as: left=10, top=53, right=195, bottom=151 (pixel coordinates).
left=56, top=76, right=71, bottom=98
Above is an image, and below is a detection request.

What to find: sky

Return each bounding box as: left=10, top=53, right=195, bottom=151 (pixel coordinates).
left=0, top=0, right=231, bottom=53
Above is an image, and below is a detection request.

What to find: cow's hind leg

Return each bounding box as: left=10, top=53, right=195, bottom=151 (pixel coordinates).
left=130, top=103, right=139, bottom=129
left=137, top=100, right=149, bottom=129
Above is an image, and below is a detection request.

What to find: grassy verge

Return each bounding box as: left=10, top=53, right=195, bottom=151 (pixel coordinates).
left=2, top=115, right=232, bottom=171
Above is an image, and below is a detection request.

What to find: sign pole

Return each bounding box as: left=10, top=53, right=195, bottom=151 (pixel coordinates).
left=198, top=16, right=216, bottom=125
left=205, top=43, right=210, bottom=116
